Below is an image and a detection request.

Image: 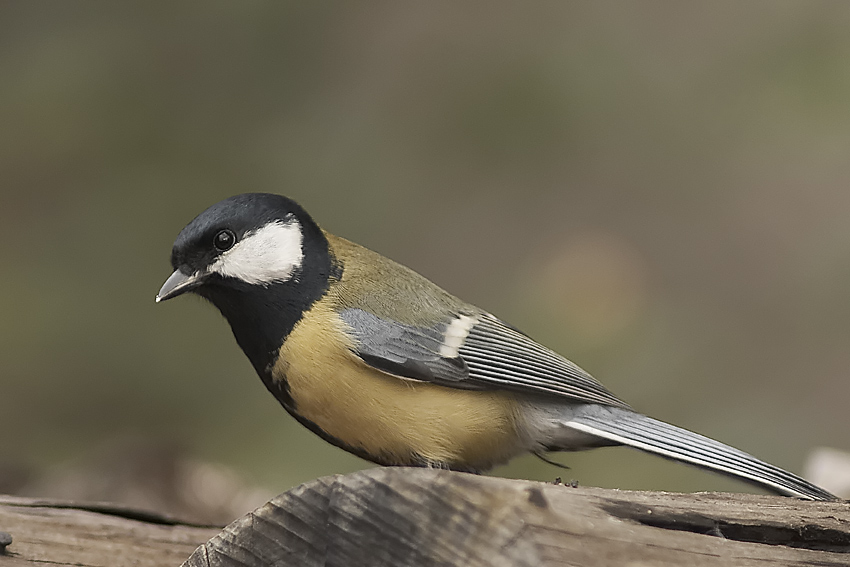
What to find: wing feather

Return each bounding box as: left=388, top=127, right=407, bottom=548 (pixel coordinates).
left=461, top=315, right=628, bottom=408
left=340, top=307, right=629, bottom=408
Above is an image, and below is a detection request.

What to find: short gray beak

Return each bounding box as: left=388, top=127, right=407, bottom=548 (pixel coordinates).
left=156, top=269, right=205, bottom=302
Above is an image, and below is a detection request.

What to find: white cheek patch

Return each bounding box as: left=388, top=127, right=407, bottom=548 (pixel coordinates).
left=440, top=314, right=479, bottom=358
left=210, top=220, right=304, bottom=286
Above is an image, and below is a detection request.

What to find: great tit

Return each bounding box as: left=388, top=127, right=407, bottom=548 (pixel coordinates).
left=157, top=193, right=836, bottom=500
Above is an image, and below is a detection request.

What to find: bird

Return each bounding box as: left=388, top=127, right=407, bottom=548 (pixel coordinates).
left=156, top=193, right=836, bottom=500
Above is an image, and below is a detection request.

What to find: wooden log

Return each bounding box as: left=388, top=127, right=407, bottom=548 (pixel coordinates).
left=2, top=468, right=849, bottom=566
left=184, top=468, right=850, bottom=567
left=0, top=494, right=218, bottom=566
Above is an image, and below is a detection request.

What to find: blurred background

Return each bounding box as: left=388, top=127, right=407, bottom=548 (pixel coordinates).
left=2, top=1, right=850, bottom=523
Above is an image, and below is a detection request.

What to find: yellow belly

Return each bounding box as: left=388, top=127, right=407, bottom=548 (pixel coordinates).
left=274, top=302, right=523, bottom=470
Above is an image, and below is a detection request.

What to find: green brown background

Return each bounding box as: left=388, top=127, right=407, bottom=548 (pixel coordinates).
left=2, top=2, right=849, bottom=501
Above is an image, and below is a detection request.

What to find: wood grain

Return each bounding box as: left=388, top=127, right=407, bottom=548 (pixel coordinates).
left=2, top=469, right=849, bottom=566
left=184, top=468, right=850, bottom=567
left=0, top=494, right=218, bottom=566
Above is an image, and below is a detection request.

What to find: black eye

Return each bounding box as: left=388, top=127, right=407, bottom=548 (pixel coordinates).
left=213, top=229, right=236, bottom=252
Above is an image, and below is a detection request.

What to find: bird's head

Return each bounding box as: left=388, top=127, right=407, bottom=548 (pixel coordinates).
left=156, top=193, right=336, bottom=374
left=156, top=193, right=312, bottom=303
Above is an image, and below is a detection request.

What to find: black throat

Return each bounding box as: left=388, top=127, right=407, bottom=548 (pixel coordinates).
left=197, top=223, right=340, bottom=383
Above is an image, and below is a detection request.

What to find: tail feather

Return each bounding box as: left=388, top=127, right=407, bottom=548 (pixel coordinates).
left=564, top=406, right=837, bottom=501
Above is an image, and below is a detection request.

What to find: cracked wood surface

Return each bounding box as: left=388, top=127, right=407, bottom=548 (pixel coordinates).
left=185, top=468, right=850, bottom=567
left=1, top=468, right=849, bottom=566
left=0, top=494, right=218, bottom=566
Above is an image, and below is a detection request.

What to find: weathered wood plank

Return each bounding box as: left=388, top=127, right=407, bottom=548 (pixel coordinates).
left=2, top=469, right=849, bottom=566
left=0, top=495, right=219, bottom=566
left=184, top=468, right=850, bottom=567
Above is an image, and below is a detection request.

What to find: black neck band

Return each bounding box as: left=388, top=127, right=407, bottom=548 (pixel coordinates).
left=198, top=220, right=341, bottom=382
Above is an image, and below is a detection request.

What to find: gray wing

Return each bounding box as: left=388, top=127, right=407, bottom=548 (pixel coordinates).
left=338, top=308, right=476, bottom=388
left=339, top=308, right=629, bottom=408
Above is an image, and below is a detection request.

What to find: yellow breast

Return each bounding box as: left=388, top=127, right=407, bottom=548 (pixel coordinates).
left=274, top=301, right=523, bottom=471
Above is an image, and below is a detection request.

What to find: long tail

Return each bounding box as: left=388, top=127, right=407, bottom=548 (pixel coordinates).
left=563, top=405, right=837, bottom=501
